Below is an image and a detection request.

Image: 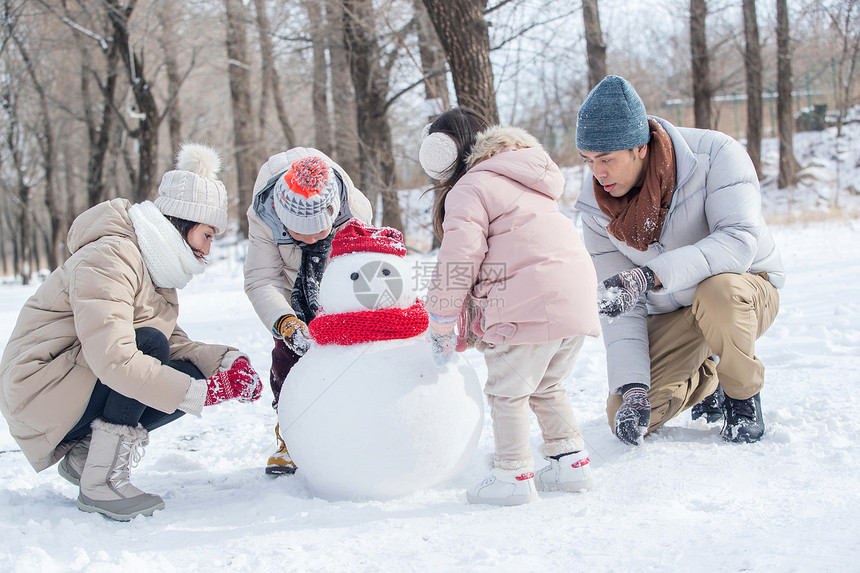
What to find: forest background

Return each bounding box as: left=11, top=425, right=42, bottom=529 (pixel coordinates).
left=0, top=0, right=858, bottom=282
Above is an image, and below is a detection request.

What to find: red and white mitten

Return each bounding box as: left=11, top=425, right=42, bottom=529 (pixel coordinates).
left=229, top=357, right=263, bottom=403
left=204, top=364, right=262, bottom=406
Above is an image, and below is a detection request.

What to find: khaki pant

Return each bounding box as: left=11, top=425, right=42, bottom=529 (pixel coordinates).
left=606, top=272, right=780, bottom=435
left=483, top=336, right=586, bottom=470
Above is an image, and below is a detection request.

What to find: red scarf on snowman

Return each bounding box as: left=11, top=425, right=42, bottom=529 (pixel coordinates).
left=309, top=220, right=429, bottom=346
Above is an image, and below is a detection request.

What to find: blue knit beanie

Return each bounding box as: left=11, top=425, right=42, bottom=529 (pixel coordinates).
left=576, top=75, right=650, bottom=152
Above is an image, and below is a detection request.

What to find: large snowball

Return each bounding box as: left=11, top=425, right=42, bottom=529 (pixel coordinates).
left=278, top=337, right=484, bottom=500
left=318, top=251, right=418, bottom=314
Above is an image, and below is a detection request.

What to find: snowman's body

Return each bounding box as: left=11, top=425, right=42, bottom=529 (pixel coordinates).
left=278, top=240, right=484, bottom=500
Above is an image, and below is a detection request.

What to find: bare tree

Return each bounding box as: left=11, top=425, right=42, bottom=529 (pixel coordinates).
left=415, top=0, right=449, bottom=115
left=54, top=3, right=123, bottom=209
left=342, top=0, right=403, bottom=232
left=327, top=0, right=361, bottom=178
left=776, top=0, right=800, bottom=188
left=416, top=0, right=449, bottom=248
left=157, top=1, right=184, bottom=156
left=690, top=0, right=712, bottom=129
left=225, top=0, right=258, bottom=237
left=421, top=0, right=498, bottom=123
left=742, top=0, right=763, bottom=178
left=44, top=1, right=193, bottom=205
left=107, top=0, right=161, bottom=203
left=305, top=0, right=333, bottom=155
left=253, top=0, right=297, bottom=150
left=0, top=89, right=33, bottom=284
left=5, top=7, right=63, bottom=268
left=825, top=0, right=859, bottom=136
left=582, top=0, right=606, bottom=90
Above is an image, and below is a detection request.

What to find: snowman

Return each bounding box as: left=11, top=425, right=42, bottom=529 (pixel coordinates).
left=278, top=219, right=484, bottom=500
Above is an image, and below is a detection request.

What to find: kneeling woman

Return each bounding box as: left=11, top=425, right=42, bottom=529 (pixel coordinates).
left=0, top=143, right=262, bottom=521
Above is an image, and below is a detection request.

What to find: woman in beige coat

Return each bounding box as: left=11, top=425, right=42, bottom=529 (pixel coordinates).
left=243, top=148, right=372, bottom=474
left=0, top=143, right=263, bottom=521
left=419, top=108, right=601, bottom=506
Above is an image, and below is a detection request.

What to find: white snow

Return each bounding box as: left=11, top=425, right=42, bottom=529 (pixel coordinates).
left=279, top=338, right=483, bottom=500
left=2, top=122, right=860, bottom=570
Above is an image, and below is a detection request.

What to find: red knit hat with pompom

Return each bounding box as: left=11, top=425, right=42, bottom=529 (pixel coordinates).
left=330, top=219, right=407, bottom=259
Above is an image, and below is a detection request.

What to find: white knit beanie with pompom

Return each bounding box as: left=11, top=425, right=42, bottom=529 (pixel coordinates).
left=155, top=143, right=229, bottom=234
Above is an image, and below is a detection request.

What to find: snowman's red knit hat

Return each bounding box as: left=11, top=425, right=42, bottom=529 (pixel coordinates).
left=331, top=219, right=407, bottom=259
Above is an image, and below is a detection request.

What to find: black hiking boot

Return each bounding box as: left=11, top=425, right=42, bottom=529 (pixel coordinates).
left=691, top=384, right=725, bottom=423
left=721, top=392, right=765, bottom=443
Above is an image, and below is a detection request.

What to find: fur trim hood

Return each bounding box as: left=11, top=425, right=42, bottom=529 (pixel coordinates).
left=466, top=126, right=543, bottom=170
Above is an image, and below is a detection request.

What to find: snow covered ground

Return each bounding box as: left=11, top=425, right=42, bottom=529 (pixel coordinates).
left=1, top=123, right=860, bottom=571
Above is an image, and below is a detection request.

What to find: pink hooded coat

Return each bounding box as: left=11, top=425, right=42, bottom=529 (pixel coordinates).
left=425, top=127, right=601, bottom=346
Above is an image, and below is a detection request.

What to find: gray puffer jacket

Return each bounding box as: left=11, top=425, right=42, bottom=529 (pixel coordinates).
left=574, top=116, right=784, bottom=394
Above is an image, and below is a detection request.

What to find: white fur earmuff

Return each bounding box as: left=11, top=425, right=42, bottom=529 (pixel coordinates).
left=419, top=123, right=459, bottom=182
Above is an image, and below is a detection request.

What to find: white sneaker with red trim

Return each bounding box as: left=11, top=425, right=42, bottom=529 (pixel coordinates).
left=535, top=450, right=594, bottom=492
left=466, top=467, right=538, bottom=506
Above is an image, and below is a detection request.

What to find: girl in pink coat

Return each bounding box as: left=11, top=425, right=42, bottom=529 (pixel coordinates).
left=419, top=107, right=601, bottom=506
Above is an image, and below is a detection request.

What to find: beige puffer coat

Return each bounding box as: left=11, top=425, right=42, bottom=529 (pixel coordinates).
left=0, top=198, right=236, bottom=471
left=244, top=148, right=373, bottom=332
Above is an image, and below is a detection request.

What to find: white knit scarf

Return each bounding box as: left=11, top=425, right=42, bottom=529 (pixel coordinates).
left=128, top=201, right=205, bottom=289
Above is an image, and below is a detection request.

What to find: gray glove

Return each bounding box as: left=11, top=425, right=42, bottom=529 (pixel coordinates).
left=614, top=384, right=651, bottom=445
left=598, top=267, right=656, bottom=318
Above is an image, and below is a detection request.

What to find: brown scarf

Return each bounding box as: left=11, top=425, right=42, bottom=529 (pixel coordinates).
left=593, top=118, right=676, bottom=251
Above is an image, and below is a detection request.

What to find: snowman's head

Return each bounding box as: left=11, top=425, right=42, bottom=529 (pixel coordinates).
left=318, top=219, right=417, bottom=314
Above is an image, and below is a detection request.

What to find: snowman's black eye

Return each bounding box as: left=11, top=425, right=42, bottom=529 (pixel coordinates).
left=350, top=272, right=360, bottom=281
left=381, top=268, right=391, bottom=276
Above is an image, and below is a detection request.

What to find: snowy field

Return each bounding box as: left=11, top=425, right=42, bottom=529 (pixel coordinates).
left=1, top=122, right=860, bottom=572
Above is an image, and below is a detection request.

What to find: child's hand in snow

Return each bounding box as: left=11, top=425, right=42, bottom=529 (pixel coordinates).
left=428, top=314, right=456, bottom=367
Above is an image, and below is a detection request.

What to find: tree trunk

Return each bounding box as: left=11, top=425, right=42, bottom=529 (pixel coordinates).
left=253, top=0, right=298, bottom=150
left=416, top=0, right=449, bottom=112
left=742, top=0, right=762, bottom=178
left=71, top=13, right=120, bottom=210
left=157, top=0, right=184, bottom=156
left=0, top=200, right=6, bottom=275
left=108, top=0, right=160, bottom=203
left=305, top=0, right=333, bottom=155
left=690, top=0, right=712, bottom=129
left=2, top=93, right=31, bottom=284
left=342, top=0, right=403, bottom=233
left=776, top=0, right=799, bottom=188
left=421, top=0, right=498, bottom=123
left=327, top=0, right=361, bottom=179
left=416, top=0, right=449, bottom=249
left=582, top=0, right=606, bottom=90
left=8, top=20, right=62, bottom=268
left=225, top=0, right=257, bottom=237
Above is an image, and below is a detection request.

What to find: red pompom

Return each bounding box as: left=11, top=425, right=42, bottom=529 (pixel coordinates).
left=287, top=156, right=330, bottom=198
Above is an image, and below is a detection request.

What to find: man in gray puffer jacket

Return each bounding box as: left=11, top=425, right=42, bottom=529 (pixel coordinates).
left=574, top=75, right=784, bottom=445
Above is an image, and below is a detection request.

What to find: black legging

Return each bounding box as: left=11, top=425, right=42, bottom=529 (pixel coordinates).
left=63, top=327, right=202, bottom=440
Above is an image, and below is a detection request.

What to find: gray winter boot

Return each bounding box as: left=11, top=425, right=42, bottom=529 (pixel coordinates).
left=57, top=435, right=91, bottom=486
left=77, top=419, right=164, bottom=521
